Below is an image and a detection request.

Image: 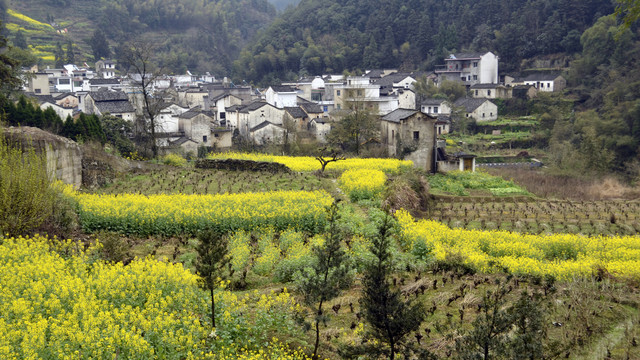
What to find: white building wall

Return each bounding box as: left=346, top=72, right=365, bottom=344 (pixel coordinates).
left=479, top=52, right=499, bottom=84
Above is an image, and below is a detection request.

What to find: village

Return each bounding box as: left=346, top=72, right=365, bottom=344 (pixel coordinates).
left=21, top=51, right=566, bottom=172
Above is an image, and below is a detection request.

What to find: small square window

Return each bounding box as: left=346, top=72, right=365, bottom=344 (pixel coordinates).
left=336, top=90, right=341, bottom=96
left=203, top=135, right=208, bottom=142
left=413, top=131, right=419, bottom=140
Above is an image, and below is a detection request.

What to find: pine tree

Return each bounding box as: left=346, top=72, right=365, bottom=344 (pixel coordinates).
left=195, top=227, right=229, bottom=329
left=359, top=213, right=425, bottom=360
left=65, top=41, right=75, bottom=64
left=54, top=42, right=65, bottom=68
left=90, top=29, right=111, bottom=61
left=13, top=30, right=27, bottom=49
left=298, top=202, right=352, bottom=359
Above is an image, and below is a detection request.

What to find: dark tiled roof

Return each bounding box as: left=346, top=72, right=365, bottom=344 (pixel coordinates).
left=225, top=104, right=243, bottom=112
left=366, top=69, right=386, bottom=78
left=269, top=85, right=296, bottom=93
left=454, top=98, right=494, bottom=112
left=284, top=107, right=307, bottom=119
left=95, top=100, right=135, bottom=114
left=522, top=73, right=563, bottom=82
left=171, top=137, right=197, bottom=146
left=55, top=93, right=76, bottom=100
left=239, top=101, right=269, bottom=113
left=300, top=102, right=323, bottom=114
left=250, top=121, right=282, bottom=132
left=90, top=78, right=119, bottom=85
left=26, top=94, right=56, bottom=104
left=470, top=83, right=500, bottom=89
left=381, top=109, right=419, bottom=123
left=374, top=73, right=414, bottom=87
left=89, top=90, right=129, bottom=102
left=296, top=96, right=313, bottom=104
left=421, top=98, right=447, bottom=106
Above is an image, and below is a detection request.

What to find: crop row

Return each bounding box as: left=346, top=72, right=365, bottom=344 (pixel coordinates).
left=207, top=152, right=412, bottom=173
left=68, top=188, right=334, bottom=236
left=0, top=236, right=309, bottom=359
left=397, top=210, right=640, bottom=280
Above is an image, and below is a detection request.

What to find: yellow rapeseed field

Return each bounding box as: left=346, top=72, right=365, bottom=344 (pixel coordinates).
left=396, top=210, right=640, bottom=280
left=208, top=152, right=412, bottom=173
left=66, top=188, right=333, bottom=236
left=0, top=235, right=310, bottom=359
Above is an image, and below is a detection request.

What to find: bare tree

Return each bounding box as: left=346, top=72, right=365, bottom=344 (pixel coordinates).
left=120, top=39, right=165, bottom=158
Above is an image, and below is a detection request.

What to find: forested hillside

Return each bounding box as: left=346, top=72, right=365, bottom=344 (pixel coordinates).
left=233, top=0, right=613, bottom=84
left=4, top=0, right=276, bottom=74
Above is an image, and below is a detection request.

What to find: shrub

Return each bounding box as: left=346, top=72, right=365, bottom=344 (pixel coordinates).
left=0, top=132, right=57, bottom=235
left=162, top=153, right=187, bottom=167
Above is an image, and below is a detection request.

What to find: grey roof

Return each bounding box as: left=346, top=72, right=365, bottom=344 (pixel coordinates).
left=374, top=73, right=414, bottom=87
left=522, top=73, right=564, bottom=82
left=436, top=115, right=451, bottom=124
left=284, top=106, right=307, bottom=119
left=226, top=104, right=243, bottom=112
left=90, top=78, right=119, bottom=85
left=269, top=85, right=296, bottom=93
left=239, top=101, right=269, bottom=113
left=171, top=137, right=197, bottom=146
left=299, top=102, right=323, bottom=114
left=250, top=121, right=282, bottom=132
left=381, top=109, right=419, bottom=123
left=454, top=98, right=494, bottom=112
left=54, top=93, right=77, bottom=100
left=366, top=69, right=386, bottom=78
left=89, top=90, right=129, bottom=102
left=447, top=52, right=484, bottom=60
left=470, top=83, right=500, bottom=89
left=421, top=98, right=447, bottom=106
left=95, top=100, right=135, bottom=114
left=296, top=96, right=313, bottom=104
left=27, top=94, right=56, bottom=104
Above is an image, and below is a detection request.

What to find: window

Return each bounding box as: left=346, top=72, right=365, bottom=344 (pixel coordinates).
left=547, top=83, right=551, bottom=88
left=35, top=89, right=41, bottom=94
left=473, top=62, right=478, bottom=67
left=391, top=130, right=395, bottom=141
left=473, top=75, right=477, bottom=80
left=203, top=135, right=208, bottom=143
left=461, top=77, right=466, bottom=82
left=468, top=76, right=471, bottom=81
left=323, top=106, right=328, bottom=112
left=427, top=106, right=432, bottom=113
left=434, top=106, right=439, bottom=113
left=438, top=127, right=442, bottom=135
left=214, top=133, right=219, bottom=138
left=490, top=112, right=493, bottom=117
left=482, top=113, right=485, bottom=118
left=336, top=90, right=341, bottom=96
left=220, top=112, right=225, bottom=119
left=487, top=90, right=491, bottom=96
left=357, top=89, right=364, bottom=96
left=475, top=90, right=478, bottom=96
left=58, top=79, right=70, bottom=85
left=413, top=131, right=419, bottom=140
left=337, top=104, right=341, bottom=110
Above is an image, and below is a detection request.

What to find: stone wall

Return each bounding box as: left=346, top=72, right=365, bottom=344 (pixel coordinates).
left=4, top=127, right=83, bottom=188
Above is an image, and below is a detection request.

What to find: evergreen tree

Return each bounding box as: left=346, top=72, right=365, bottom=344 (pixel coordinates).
left=0, top=20, right=21, bottom=93
left=54, top=42, right=65, bottom=68
left=195, top=228, right=229, bottom=329
left=90, top=29, right=111, bottom=61
left=65, top=41, right=75, bottom=64
left=362, top=35, right=380, bottom=69
left=13, top=30, right=28, bottom=49
left=359, top=213, right=425, bottom=360
left=298, top=202, right=352, bottom=359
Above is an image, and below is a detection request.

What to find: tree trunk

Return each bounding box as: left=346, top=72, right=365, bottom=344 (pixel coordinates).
left=210, top=287, right=216, bottom=328
left=313, top=300, right=324, bottom=359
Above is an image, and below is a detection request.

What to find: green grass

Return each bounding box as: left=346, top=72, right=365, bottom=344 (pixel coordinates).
left=428, top=170, right=530, bottom=196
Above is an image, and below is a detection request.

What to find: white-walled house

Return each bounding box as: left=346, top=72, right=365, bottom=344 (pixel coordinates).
left=521, top=73, right=566, bottom=92
left=265, top=85, right=298, bottom=108
left=420, top=98, right=451, bottom=115
left=454, top=98, right=498, bottom=122
left=435, top=52, right=499, bottom=86
left=334, top=76, right=398, bottom=115
left=470, top=84, right=512, bottom=99
left=84, top=90, right=136, bottom=121
left=211, top=92, right=243, bottom=126
left=236, top=101, right=286, bottom=138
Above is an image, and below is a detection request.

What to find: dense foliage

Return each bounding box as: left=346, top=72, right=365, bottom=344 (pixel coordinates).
left=0, top=235, right=310, bottom=359
left=234, top=0, right=613, bottom=84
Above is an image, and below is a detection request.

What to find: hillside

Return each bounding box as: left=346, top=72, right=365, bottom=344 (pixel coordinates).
left=3, top=0, right=276, bottom=74
left=233, top=0, right=613, bottom=85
